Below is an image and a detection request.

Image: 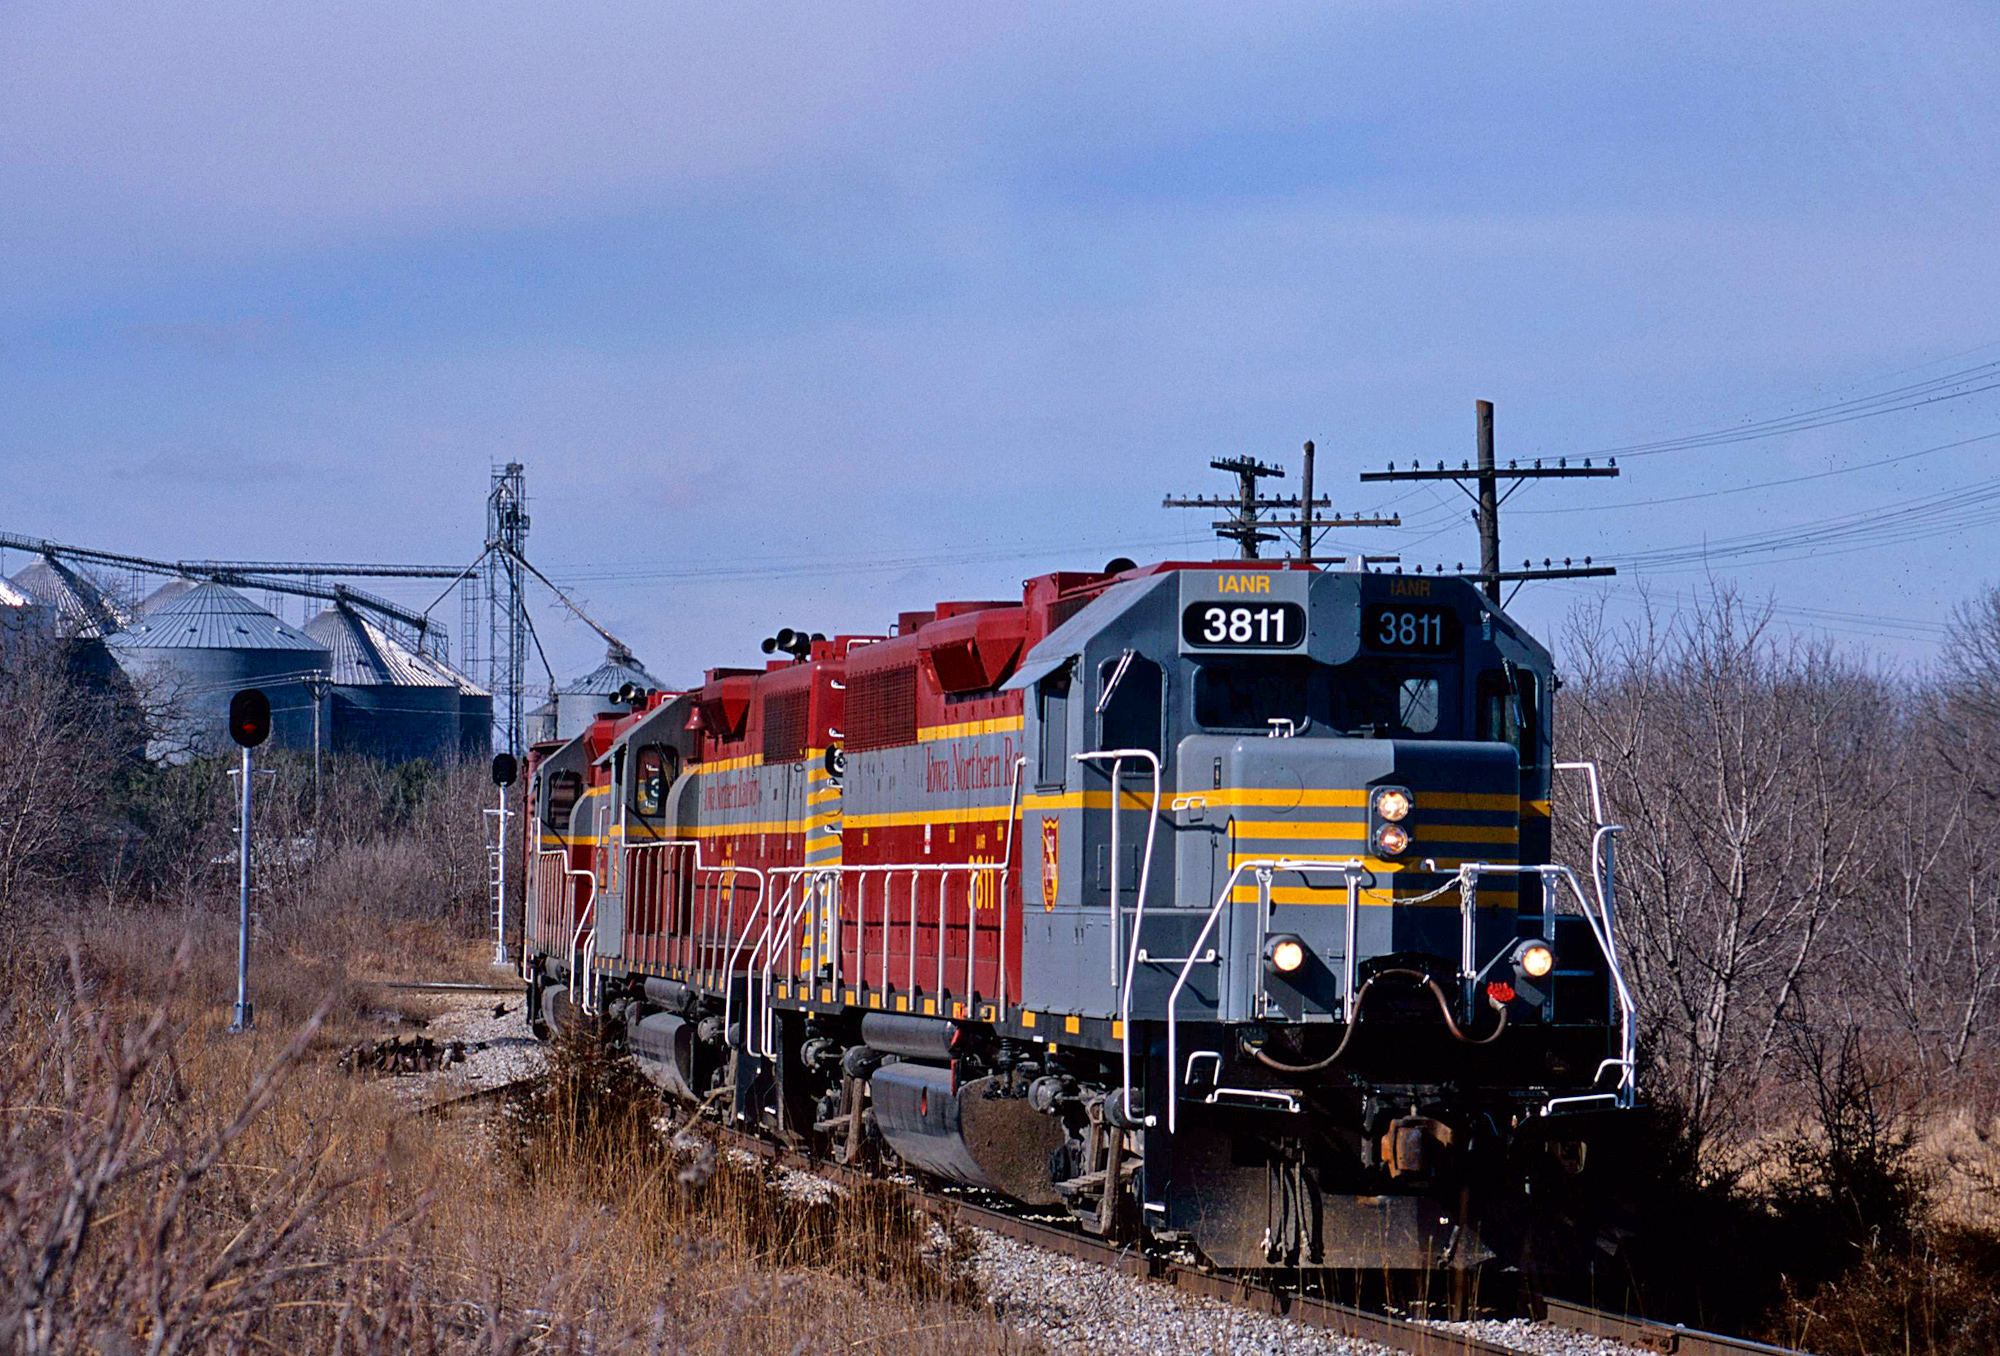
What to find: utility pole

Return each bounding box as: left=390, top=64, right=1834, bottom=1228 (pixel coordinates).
left=1166, top=446, right=1400, bottom=561
left=304, top=672, right=328, bottom=818
left=1261, top=441, right=1403, bottom=565
left=1359, top=400, right=1618, bottom=604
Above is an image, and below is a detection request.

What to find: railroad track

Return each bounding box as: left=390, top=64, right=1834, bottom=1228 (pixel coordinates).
left=736, top=1136, right=1818, bottom=1356
left=1530, top=1298, right=1815, bottom=1356
left=407, top=1066, right=1816, bottom=1356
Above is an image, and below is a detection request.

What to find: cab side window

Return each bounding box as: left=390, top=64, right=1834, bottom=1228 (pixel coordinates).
left=632, top=744, right=678, bottom=818
left=544, top=770, right=584, bottom=833
left=1477, top=666, right=1539, bottom=767
left=1036, top=667, right=1071, bottom=788
left=1099, top=654, right=1163, bottom=755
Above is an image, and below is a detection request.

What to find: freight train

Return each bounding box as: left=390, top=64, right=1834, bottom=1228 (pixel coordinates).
left=519, top=558, right=1637, bottom=1273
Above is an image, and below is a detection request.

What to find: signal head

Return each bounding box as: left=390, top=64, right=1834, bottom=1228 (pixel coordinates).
left=228, top=688, right=271, bottom=748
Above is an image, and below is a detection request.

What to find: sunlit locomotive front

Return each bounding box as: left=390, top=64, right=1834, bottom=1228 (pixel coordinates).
left=521, top=559, right=1636, bottom=1274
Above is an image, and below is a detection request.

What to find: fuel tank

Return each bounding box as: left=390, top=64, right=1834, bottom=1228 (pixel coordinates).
left=868, top=1062, right=1067, bottom=1205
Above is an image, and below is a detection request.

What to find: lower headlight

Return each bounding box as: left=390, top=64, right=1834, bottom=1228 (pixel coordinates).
left=1265, top=935, right=1307, bottom=974
left=1516, top=941, right=1555, bottom=979
left=1375, top=823, right=1410, bottom=855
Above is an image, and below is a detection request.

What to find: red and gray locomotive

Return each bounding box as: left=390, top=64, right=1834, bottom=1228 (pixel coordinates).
left=521, top=558, right=1635, bottom=1272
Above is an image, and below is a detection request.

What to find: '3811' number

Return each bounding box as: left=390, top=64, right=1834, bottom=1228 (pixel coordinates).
left=1361, top=605, right=1458, bottom=653
left=1181, top=601, right=1307, bottom=649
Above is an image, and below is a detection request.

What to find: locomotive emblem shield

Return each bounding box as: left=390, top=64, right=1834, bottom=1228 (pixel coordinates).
left=1040, top=818, right=1059, bottom=911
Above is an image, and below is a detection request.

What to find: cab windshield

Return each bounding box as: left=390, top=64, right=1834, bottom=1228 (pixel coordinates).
left=1193, top=660, right=1445, bottom=737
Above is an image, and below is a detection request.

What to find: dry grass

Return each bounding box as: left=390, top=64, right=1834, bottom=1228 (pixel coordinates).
left=0, top=921, right=1039, bottom=1356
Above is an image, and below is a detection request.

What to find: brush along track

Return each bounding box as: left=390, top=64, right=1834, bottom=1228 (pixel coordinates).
left=408, top=1055, right=1813, bottom=1356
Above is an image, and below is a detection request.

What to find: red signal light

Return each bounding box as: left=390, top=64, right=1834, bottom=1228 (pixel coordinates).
left=228, top=689, right=271, bottom=749
left=1486, top=980, right=1516, bottom=1006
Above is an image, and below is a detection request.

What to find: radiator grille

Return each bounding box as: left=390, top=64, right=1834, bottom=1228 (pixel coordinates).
left=761, top=690, right=809, bottom=763
left=847, top=666, right=917, bottom=750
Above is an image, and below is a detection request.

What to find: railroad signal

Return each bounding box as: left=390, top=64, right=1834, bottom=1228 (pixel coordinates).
left=228, top=688, right=271, bottom=748
left=225, top=687, right=269, bottom=1032
left=492, top=752, right=518, bottom=787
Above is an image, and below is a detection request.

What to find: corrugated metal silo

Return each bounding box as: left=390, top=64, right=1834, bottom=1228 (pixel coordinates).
left=526, top=699, right=559, bottom=746
left=10, top=556, right=126, bottom=639
left=136, top=575, right=202, bottom=617
left=427, top=660, right=494, bottom=761
left=302, top=605, right=462, bottom=765
left=553, top=644, right=667, bottom=741
left=0, top=575, right=55, bottom=652
left=107, top=582, right=330, bottom=760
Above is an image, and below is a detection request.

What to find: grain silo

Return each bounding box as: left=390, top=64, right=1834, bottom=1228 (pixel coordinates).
left=136, top=575, right=202, bottom=617
left=9, top=555, right=126, bottom=638
left=526, top=698, right=559, bottom=746
left=552, top=644, right=666, bottom=742
left=302, top=604, right=462, bottom=765
left=428, top=659, right=495, bottom=761
left=107, top=582, right=329, bottom=759
left=0, top=575, right=54, bottom=650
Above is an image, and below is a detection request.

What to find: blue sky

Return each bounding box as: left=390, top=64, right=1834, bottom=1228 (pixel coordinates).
left=4, top=0, right=1998, bottom=694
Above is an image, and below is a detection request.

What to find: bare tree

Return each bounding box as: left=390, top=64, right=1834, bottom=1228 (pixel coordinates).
left=0, top=638, right=130, bottom=909
left=1557, top=588, right=1888, bottom=1147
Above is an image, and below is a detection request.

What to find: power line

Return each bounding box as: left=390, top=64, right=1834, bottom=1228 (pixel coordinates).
left=1515, top=429, right=2000, bottom=514
left=1572, top=359, right=2000, bottom=460
left=1600, top=475, right=2000, bottom=573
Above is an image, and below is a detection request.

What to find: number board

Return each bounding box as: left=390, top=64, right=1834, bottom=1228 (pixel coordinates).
left=1181, top=600, right=1307, bottom=650
left=1361, top=604, right=1460, bottom=655
left=1177, top=569, right=1312, bottom=654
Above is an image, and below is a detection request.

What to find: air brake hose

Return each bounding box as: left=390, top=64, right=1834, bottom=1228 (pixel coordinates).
left=1249, top=968, right=1508, bottom=1074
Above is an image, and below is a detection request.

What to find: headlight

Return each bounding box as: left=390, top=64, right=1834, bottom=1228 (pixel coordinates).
left=1372, top=787, right=1413, bottom=822
left=1516, top=941, right=1555, bottom=979
left=1265, top=935, right=1307, bottom=974
left=1375, top=823, right=1410, bottom=855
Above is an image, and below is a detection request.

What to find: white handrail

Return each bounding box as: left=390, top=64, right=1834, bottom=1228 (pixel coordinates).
left=1072, top=747, right=1162, bottom=1126
left=1165, top=855, right=1368, bottom=1132
left=566, top=865, right=597, bottom=1014
left=1456, top=860, right=1638, bottom=1105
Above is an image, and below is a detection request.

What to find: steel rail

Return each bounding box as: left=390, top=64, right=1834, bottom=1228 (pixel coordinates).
left=1535, top=1296, right=1821, bottom=1356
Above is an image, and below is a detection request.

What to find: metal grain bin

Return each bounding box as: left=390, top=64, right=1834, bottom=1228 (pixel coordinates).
left=108, top=582, right=330, bottom=760
left=136, top=575, right=202, bottom=617
left=0, top=574, right=54, bottom=648
left=9, top=556, right=126, bottom=638
left=553, top=644, right=667, bottom=741
left=302, top=604, right=462, bottom=766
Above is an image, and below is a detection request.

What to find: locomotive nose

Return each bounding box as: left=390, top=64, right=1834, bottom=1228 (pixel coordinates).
left=1180, top=734, right=1521, bottom=1024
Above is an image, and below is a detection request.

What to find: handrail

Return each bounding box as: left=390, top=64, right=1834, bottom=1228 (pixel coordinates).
left=762, top=860, right=1012, bottom=1019
left=1453, top=861, right=1637, bottom=1106
left=1072, top=747, right=1162, bottom=1127
left=1165, top=856, right=1368, bottom=1132
left=566, top=865, right=598, bottom=1014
